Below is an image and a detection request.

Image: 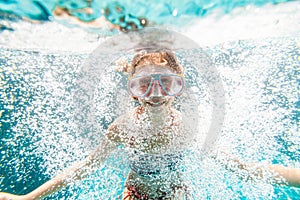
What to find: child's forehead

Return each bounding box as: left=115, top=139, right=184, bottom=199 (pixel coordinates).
left=134, top=65, right=174, bottom=75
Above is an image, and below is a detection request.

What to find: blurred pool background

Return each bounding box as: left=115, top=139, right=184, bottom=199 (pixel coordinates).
left=0, top=0, right=300, bottom=199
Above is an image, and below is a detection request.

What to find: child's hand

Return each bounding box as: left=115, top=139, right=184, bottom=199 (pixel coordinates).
left=0, top=192, right=27, bottom=200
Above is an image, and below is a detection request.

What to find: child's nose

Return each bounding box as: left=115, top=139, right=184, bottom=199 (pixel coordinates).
left=147, top=80, right=164, bottom=97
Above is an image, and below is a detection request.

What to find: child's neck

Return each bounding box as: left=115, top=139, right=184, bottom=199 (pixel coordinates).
left=144, top=105, right=172, bottom=126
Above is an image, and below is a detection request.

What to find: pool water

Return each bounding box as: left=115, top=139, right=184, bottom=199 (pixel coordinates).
left=0, top=0, right=292, bottom=27
left=0, top=1, right=300, bottom=199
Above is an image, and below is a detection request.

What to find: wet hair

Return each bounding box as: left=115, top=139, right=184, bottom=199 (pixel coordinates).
left=116, top=50, right=183, bottom=76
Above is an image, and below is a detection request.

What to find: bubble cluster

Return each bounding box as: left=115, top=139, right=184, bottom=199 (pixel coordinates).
left=0, top=49, right=89, bottom=197
left=1, top=32, right=299, bottom=199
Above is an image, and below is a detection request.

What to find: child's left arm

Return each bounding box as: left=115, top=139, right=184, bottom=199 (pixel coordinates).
left=217, top=152, right=300, bottom=188
left=267, top=165, right=300, bottom=188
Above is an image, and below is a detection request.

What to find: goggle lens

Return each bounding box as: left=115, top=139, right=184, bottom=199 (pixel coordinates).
left=160, top=75, right=183, bottom=96
left=129, top=76, right=152, bottom=97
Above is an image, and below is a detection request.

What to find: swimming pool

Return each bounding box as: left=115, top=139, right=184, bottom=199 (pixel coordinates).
left=0, top=1, right=299, bottom=199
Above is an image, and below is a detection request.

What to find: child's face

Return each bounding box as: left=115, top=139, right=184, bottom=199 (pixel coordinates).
left=129, top=65, right=184, bottom=108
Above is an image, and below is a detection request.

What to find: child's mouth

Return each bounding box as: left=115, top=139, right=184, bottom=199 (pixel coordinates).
left=146, top=100, right=166, bottom=107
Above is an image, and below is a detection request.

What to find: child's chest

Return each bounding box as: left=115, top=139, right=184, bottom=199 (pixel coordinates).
left=126, top=120, right=183, bottom=152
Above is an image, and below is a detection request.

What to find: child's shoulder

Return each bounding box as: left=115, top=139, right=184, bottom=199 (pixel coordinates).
left=106, top=115, right=131, bottom=143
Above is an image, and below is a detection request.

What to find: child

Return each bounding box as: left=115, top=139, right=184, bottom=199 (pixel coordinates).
left=0, top=50, right=299, bottom=200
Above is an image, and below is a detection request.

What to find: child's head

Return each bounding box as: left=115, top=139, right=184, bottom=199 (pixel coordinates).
left=117, top=50, right=185, bottom=109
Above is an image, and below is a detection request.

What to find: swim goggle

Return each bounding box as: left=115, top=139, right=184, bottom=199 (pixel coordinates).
left=128, top=74, right=185, bottom=98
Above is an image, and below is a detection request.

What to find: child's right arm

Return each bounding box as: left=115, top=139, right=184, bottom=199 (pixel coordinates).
left=0, top=137, right=117, bottom=200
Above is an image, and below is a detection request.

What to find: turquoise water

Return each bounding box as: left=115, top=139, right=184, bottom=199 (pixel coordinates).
left=0, top=0, right=293, bottom=30
left=0, top=0, right=300, bottom=199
